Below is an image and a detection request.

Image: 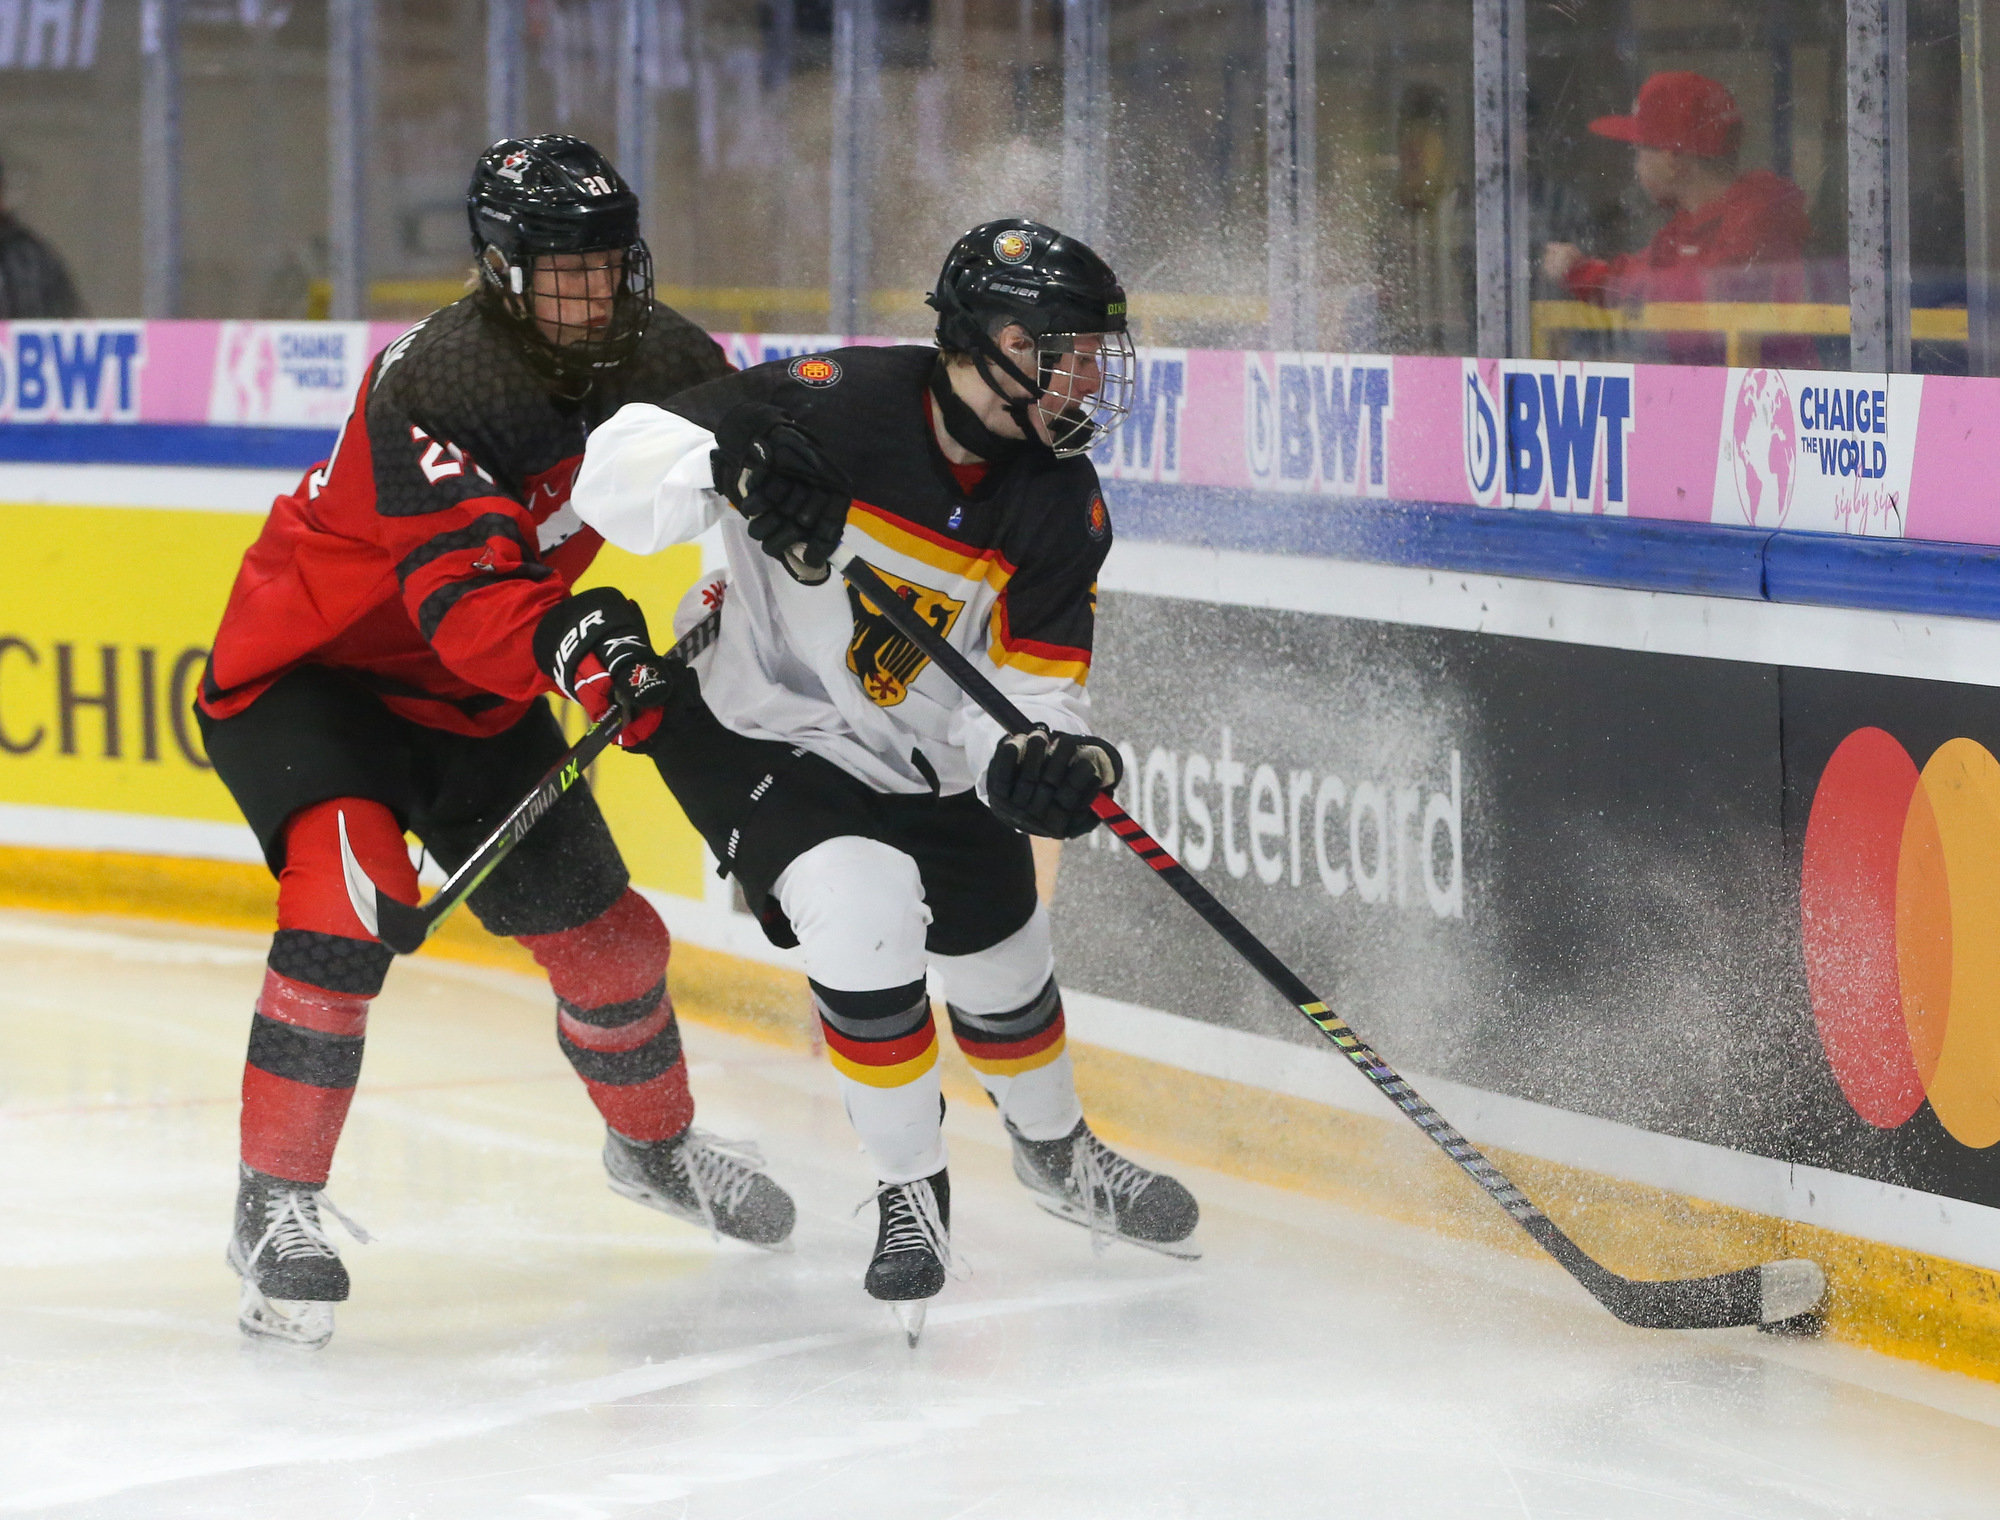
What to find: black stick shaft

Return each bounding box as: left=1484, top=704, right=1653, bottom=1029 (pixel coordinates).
left=834, top=550, right=1546, bottom=1220
left=358, top=606, right=723, bottom=953
left=411, top=715, right=623, bottom=941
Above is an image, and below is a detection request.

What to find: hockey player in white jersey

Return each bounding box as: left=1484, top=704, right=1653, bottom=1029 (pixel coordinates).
left=562, top=219, right=1199, bottom=1333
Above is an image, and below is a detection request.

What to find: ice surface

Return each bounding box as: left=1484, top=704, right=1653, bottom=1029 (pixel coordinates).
left=4, top=908, right=2000, bottom=1518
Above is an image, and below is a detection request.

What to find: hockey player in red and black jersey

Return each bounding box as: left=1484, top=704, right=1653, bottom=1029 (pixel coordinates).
left=196, top=135, right=795, bottom=1349
left=569, top=219, right=1199, bottom=1336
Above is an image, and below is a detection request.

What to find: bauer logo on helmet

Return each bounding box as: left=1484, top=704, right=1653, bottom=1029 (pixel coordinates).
left=993, top=230, right=1034, bottom=264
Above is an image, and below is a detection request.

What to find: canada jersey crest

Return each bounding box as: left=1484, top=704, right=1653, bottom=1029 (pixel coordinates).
left=846, top=570, right=964, bottom=707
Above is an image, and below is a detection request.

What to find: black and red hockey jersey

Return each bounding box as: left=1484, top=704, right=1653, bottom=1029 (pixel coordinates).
left=570, top=344, right=1112, bottom=795
left=199, top=296, right=730, bottom=737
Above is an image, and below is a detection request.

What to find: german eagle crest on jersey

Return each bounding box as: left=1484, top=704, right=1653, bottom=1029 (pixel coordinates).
left=846, top=571, right=963, bottom=706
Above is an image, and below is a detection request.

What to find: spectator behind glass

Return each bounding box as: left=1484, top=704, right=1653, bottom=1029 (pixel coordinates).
left=1542, top=72, right=1812, bottom=367
left=0, top=154, right=82, bottom=319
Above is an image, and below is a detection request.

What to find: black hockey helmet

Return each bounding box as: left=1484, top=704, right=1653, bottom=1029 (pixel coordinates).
left=467, top=135, right=654, bottom=390
left=926, top=218, right=1135, bottom=459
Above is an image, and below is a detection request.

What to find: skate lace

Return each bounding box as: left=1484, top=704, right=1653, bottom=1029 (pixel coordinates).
left=254, top=1186, right=372, bottom=1266
left=673, top=1129, right=767, bottom=1240
left=857, top=1179, right=966, bottom=1280
left=1070, top=1132, right=1152, bottom=1256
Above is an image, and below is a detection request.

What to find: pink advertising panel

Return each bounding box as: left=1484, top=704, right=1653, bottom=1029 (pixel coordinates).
left=2, top=320, right=1993, bottom=549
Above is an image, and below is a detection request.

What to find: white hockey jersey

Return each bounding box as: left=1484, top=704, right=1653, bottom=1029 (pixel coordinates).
left=570, top=344, right=1114, bottom=797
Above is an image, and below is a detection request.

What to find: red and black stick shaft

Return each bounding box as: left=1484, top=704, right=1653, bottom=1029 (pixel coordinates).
left=830, top=545, right=1822, bottom=1330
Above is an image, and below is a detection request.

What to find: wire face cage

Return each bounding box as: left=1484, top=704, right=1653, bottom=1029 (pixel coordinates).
left=482, top=241, right=655, bottom=386
left=1035, top=329, right=1135, bottom=459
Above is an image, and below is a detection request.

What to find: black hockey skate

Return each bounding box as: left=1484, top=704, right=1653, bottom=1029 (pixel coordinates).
left=604, top=1126, right=796, bottom=1247
left=861, top=1170, right=958, bottom=1346
left=1009, top=1119, right=1201, bottom=1259
left=226, top=1163, right=372, bottom=1350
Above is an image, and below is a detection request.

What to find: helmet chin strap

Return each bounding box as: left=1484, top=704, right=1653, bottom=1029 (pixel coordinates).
left=928, top=361, right=1030, bottom=462
left=940, top=292, right=1057, bottom=453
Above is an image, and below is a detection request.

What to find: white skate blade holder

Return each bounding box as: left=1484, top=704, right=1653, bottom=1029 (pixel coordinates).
left=236, top=1281, right=335, bottom=1351
left=1031, top=1194, right=1204, bottom=1261
left=891, top=1300, right=927, bottom=1348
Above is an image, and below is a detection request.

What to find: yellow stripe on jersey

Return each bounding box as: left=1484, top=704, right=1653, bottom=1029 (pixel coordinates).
left=988, top=593, right=1092, bottom=684
left=850, top=500, right=1017, bottom=590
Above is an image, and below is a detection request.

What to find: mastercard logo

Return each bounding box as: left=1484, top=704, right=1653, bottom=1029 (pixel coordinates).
left=1802, top=727, right=2000, bottom=1145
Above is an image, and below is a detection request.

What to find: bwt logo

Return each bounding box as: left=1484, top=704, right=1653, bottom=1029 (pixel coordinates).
left=1246, top=353, right=1392, bottom=496
left=0, top=323, right=144, bottom=421
left=1093, top=349, right=1186, bottom=483
left=1463, top=360, right=1633, bottom=513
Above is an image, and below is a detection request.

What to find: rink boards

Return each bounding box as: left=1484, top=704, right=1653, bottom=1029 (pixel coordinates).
left=8, top=321, right=2000, bottom=1374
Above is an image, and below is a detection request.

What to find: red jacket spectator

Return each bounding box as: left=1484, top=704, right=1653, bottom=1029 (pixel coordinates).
left=1562, top=169, right=1811, bottom=309
left=1546, top=72, right=1814, bottom=366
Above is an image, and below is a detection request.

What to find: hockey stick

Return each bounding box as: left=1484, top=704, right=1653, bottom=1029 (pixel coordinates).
left=832, top=546, right=1826, bottom=1331
left=338, top=605, right=724, bottom=955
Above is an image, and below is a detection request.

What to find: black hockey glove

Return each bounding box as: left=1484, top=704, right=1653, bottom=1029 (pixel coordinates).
left=984, top=726, right=1124, bottom=839
left=532, top=587, right=679, bottom=747
left=710, top=401, right=853, bottom=586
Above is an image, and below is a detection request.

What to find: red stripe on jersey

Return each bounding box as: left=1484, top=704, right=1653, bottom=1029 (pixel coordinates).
left=849, top=499, right=1019, bottom=579
left=991, top=595, right=1092, bottom=665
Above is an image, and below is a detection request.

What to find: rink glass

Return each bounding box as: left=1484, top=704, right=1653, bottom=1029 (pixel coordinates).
left=0, top=0, right=1987, bottom=373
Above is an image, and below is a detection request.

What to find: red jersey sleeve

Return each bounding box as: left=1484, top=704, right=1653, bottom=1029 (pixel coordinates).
left=360, top=361, right=568, bottom=704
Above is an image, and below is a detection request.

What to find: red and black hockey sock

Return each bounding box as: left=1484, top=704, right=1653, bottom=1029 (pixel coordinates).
left=946, top=978, right=1083, bottom=1143
left=241, top=799, right=413, bottom=1185
left=518, top=889, right=693, bottom=1143
left=813, top=976, right=947, bottom=1183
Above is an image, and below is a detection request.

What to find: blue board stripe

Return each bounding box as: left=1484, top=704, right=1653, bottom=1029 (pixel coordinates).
left=1108, top=480, right=2000, bottom=626
left=0, top=423, right=337, bottom=470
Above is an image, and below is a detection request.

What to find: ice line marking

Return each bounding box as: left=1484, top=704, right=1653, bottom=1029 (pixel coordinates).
left=0, top=1278, right=1191, bottom=1512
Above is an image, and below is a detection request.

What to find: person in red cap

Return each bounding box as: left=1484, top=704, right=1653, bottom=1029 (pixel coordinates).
left=1543, top=72, right=1812, bottom=364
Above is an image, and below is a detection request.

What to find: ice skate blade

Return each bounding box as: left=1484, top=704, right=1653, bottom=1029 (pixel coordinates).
left=606, top=1176, right=795, bottom=1253
left=235, top=1281, right=334, bottom=1350
left=1030, top=1195, right=1203, bottom=1260
left=890, top=1300, right=927, bottom=1347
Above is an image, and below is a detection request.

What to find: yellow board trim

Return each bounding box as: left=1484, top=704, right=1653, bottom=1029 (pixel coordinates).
left=8, top=843, right=2000, bottom=1380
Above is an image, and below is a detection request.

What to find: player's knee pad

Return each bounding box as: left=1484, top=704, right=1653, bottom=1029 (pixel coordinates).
left=929, top=904, right=1054, bottom=1016
left=775, top=835, right=930, bottom=992
left=518, top=887, right=668, bottom=1012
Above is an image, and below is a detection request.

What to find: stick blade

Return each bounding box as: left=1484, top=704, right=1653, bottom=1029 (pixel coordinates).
left=1758, top=1259, right=1828, bottom=1325
left=1587, top=1259, right=1827, bottom=1331
left=336, top=810, right=429, bottom=955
